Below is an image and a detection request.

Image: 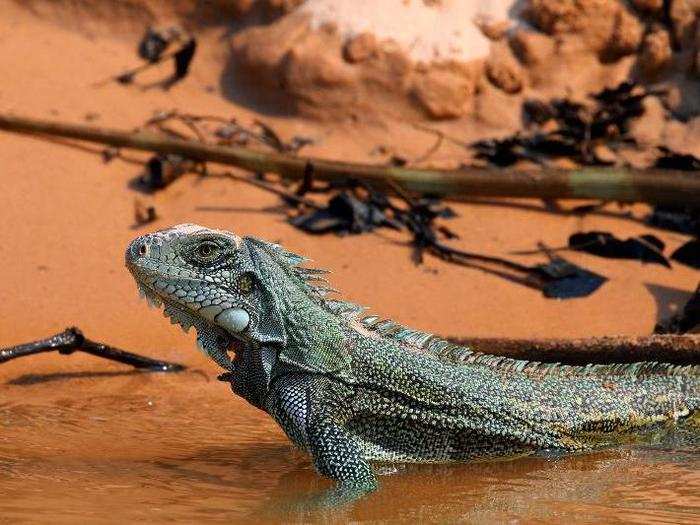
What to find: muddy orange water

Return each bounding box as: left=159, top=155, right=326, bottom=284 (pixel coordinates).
left=1, top=3, right=699, bottom=523
left=1, top=375, right=699, bottom=524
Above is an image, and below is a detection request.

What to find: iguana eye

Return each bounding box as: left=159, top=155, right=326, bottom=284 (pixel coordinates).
left=196, top=241, right=219, bottom=260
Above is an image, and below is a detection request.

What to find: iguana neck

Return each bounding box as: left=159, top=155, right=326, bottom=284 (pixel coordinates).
left=261, top=261, right=352, bottom=377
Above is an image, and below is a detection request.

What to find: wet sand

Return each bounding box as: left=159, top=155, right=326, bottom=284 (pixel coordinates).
left=1, top=2, right=699, bottom=522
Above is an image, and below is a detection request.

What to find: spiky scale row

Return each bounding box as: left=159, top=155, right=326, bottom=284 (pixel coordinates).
left=325, top=300, right=367, bottom=319
left=354, top=311, right=700, bottom=380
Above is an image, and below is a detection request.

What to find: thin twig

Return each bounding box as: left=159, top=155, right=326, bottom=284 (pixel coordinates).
left=172, top=115, right=207, bottom=143
left=408, top=121, right=471, bottom=149
left=412, top=130, right=444, bottom=164
left=92, top=49, right=182, bottom=87
left=151, top=123, right=192, bottom=141
left=429, top=239, right=535, bottom=273
left=154, top=111, right=284, bottom=150
left=220, top=170, right=324, bottom=210
left=384, top=177, right=535, bottom=274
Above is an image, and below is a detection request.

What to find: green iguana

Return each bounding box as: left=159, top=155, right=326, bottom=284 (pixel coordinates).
left=125, top=224, right=699, bottom=505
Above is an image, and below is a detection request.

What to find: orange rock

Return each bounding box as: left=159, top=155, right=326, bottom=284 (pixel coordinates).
left=523, top=0, right=643, bottom=57
left=231, top=0, right=256, bottom=15
left=231, top=13, right=313, bottom=90
left=630, top=0, right=664, bottom=13
left=611, top=6, right=645, bottom=56
left=230, top=11, right=430, bottom=120
left=475, top=17, right=511, bottom=41
left=639, top=27, right=673, bottom=78
left=266, top=0, right=306, bottom=13
left=509, top=29, right=555, bottom=66
left=411, top=64, right=476, bottom=119
left=343, top=32, right=378, bottom=63
left=668, top=0, right=698, bottom=49
left=285, top=43, right=355, bottom=89
left=485, top=44, right=524, bottom=94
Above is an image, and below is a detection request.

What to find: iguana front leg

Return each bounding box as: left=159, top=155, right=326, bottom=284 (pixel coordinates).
left=306, top=415, right=378, bottom=506
left=269, top=375, right=378, bottom=506
left=218, top=344, right=277, bottom=411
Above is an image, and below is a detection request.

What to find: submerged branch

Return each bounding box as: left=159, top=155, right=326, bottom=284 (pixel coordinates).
left=1, top=113, right=699, bottom=205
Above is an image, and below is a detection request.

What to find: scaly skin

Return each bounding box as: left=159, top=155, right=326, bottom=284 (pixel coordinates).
left=125, top=224, right=700, bottom=505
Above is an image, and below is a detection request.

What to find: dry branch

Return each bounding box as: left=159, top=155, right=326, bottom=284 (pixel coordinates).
left=0, top=327, right=185, bottom=372
left=1, top=113, right=699, bottom=205
left=449, top=335, right=700, bottom=365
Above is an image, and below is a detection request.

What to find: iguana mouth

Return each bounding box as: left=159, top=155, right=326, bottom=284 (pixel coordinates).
left=133, top=280, right=241, bottom=365
left=135, top=281, right=194, bottom=332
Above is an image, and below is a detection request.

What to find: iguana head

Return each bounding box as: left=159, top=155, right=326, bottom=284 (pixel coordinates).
left=125, top=224, right=351, bottom=373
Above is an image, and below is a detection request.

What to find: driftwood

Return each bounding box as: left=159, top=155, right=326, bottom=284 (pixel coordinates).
left=1, top=113, right=699, bottom=205
left=450, top=335, right=700, bottom=365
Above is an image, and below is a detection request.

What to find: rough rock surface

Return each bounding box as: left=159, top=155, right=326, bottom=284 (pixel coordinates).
left=523, top=0, right=644, bottom=58
left=508, top=28, right=556, bottom=66
left=669, top=0, right=698, bottom=48
left=485, top=43, right=524, bottom=94
left=411, top=63, right=478, bottom=119
left=639, top=27, right=673, bottom=78
left=343, top=32, right=378, bottom=64
left=25, top=0, right=698, bottom=127
left=631, top=0, right=664, bottom=13
left=225, top=0, right=698, bottom=123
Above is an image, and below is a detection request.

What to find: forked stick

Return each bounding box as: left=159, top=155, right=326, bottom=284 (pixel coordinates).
left=0, top=327, right=185, bottom=372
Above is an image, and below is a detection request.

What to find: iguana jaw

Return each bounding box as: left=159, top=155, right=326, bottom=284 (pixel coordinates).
left=133, top=279, right=240, bottom=369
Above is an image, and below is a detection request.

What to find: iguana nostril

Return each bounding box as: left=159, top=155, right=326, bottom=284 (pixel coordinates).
left=139, top=243, right=148, bottom=256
